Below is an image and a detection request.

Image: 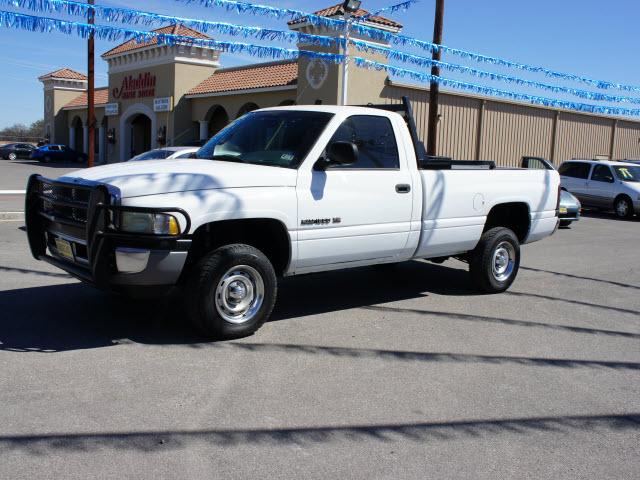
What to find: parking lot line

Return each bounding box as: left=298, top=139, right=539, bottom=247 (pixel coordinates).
left=0, top=190, right=26, bottom=194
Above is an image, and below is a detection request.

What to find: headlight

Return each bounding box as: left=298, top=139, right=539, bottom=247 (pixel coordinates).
left=120, top=212, right=180, bottom=235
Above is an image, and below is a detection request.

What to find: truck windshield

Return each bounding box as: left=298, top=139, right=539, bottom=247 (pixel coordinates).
left=196, top=110, right=334, bottom=168
left=614, top=165, right=640, bottom=182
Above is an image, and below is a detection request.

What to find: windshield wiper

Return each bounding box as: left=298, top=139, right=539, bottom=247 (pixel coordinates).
left=207, top=154, right=244, bottom=163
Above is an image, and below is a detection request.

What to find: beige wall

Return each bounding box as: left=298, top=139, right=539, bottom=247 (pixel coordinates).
left=614, top=121, right=640, bottom=159
left=47, top=88, right=84, bottom=144
left=190, top=89, right=297, bottom=123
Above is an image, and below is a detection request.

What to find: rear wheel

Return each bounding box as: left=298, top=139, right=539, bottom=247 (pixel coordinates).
left=42, top=156, right=51, bottom=164
left=187, top=244, right=277, bottom=340
left=8, top=152, right=17, bottom=161
left=614, top=196, right=633, bottom=219
left=559, top=220, right=572, bottom=227
left=469, top=227, right=520, bottom=293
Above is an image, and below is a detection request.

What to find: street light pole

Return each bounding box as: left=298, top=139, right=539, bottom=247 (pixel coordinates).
left=340, top=10, right=351, bottom=106
left=87, top=0, right=95, bottom=167
left=426, top=0, right=444, bottom=156
left=339, top=0, right=361, bottom=106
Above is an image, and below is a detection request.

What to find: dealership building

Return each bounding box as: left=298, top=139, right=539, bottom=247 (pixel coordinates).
left=39, top=3, right=640, bottom=165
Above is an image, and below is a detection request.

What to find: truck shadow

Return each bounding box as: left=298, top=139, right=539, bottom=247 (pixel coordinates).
left=0, top=261, right=475, bottom=353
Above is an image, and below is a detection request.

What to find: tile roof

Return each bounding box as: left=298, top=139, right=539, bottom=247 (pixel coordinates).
left=38, top=68, right=87, bottom=81
left=288, top=2, right=403, bottom=29
left=64, top=88, right=110, bottom=109
left=187, top=61, right=298, bottom=96
left=102, top=24, right=211, bottom=58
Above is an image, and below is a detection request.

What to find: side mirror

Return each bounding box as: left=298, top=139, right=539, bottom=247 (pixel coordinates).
left=315, top=141, right=358, bottom=170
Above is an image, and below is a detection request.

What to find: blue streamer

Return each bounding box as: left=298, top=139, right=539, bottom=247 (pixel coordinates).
left=351, top=39, right=640, bottom=105
left=0, top=0, right=338, bottom=47
left=173, top=0, right=393, bottom=42
left=0, top=10, right=345, bottom=63
left=358, top=0, right=417, bottom=21
left=353, top=57, right=640, bottom=117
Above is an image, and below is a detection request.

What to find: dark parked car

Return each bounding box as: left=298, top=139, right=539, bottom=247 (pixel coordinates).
left=0, top=143, right=36, bottom=160
left=30, top=144, right=87, bottom=163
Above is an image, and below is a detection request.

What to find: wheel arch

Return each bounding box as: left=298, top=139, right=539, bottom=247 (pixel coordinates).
left=483, top=202, right=531, bottom=243
left=183, top=217, right=292, bottom=279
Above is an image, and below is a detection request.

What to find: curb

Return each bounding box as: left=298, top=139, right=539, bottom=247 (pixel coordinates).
left=0, top=212, right=24, bottom=221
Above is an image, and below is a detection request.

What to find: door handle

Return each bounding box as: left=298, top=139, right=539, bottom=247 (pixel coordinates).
left=395, top=184, right=411, bottom=193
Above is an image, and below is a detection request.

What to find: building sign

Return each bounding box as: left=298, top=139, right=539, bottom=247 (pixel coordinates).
left=105, top=103, right=119, bottom=116
left=154, top=97, right=173, bottom=112
left=112, top=72, right=156, bottom=100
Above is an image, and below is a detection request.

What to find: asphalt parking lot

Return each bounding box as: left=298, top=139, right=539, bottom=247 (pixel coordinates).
left=0, top=165, right=639, bottom=478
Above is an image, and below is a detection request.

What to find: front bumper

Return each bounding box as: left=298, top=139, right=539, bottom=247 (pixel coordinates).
left=25, top=174, right=191, bottom=295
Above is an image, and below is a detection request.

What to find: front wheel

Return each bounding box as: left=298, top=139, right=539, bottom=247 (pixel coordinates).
left=469, top=227, right=520, bottom=293
left=614, top=196, right=633, bottom=219
left=187, top=244, right=277, bottom=340
left=8, top=152, right=17, bottom=161
left=559, top=220, right=572, bottom=228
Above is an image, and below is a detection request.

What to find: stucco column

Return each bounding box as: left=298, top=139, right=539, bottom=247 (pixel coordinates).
left=98, top=125, right=106, bottom=164
left=69, top=126, right=75, bottom=151
left=82, top=125, right=89, bottom=154
left=199, top=120, right=209, bottom=142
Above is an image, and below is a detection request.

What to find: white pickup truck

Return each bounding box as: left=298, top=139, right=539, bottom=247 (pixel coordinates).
left=26, top=98, right=560, bottom=339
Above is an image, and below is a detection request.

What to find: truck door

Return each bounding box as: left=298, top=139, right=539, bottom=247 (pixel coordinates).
left=295, top=114, right=414, bottom=271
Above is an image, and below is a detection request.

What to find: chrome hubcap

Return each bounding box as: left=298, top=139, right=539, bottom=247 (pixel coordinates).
left=215, top=265, right=264, bottom=324
left=492, top=242, right=516, bottom=282
left=616, top=201, right=628, bottom=216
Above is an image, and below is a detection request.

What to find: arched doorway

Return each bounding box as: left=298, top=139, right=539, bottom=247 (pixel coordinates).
left=129, top=114, right=151, bottom=158
left=70, top=116, right=83, bottom=152
left=236, top=102, right=259, bottom=119
left=206, top=105, right=229, bottom=138
left=119, top=103, right=157, bottom=161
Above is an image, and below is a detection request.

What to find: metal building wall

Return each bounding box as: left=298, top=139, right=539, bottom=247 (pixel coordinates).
left=613, top=121, right=640, bottom=160
left=555, top=113, right=613, bottom=163
left=381, top=82, right=640, bottom=167
left=479, top=102, right=554, bottom=167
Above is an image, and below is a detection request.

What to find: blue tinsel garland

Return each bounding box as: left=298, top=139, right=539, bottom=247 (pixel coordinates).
left=353, top=57, right=640, bottom=117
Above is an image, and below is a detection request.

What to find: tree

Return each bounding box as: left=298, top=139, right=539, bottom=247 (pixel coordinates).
left=0, top=119, right=45, bottom=142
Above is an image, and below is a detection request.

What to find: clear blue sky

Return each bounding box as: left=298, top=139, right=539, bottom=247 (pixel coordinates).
left=0, top=0, right=638, bottom=129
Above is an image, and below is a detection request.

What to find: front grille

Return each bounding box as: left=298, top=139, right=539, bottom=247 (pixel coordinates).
left=39, top=180, right=91, bottom=226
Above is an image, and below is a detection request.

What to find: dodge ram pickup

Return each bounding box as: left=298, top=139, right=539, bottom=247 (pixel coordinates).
left=26, top=98, right=560, bottom=339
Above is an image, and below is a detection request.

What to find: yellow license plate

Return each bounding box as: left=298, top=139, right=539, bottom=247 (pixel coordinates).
left=559, top=207, right=568, bottom=214
left=55, top=238, right=74, bottom=260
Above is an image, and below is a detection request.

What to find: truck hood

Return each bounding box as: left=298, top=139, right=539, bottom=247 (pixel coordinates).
left=58, top=159, right=297, bottom=198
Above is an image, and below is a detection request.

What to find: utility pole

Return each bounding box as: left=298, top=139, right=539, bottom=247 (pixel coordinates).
left=87, top=0, right=95, bottom=167
left=426, top=0, right=444, bottom=156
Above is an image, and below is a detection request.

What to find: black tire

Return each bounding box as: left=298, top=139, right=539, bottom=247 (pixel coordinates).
left=187, top=244, right=277, bottom=340
left=614, top=196, right=634, bottom=219
left=559, top=220, right=572, bottom=228
left=8, top=152, right=17, bottom=161
left=42, top=156, right=51, bottom=164
left=469, top=227, right=520, bottom=293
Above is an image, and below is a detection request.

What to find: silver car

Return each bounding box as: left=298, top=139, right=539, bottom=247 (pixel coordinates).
left=558, top=160, right=640, bottom=219
left=127, top=146, right=199, bottom=162
left=558, top=189, right=581, bottom=227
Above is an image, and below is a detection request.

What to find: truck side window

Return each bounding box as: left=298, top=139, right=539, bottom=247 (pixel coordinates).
left=559, top=162, right=590, bottom=179
left=591, top=165, right=614, bottom=183
left=328, top=115, right=399, bottom=169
